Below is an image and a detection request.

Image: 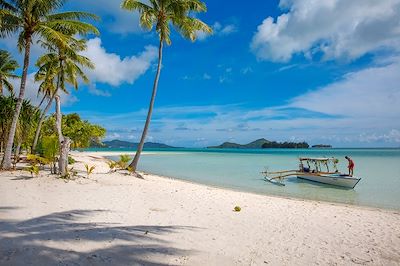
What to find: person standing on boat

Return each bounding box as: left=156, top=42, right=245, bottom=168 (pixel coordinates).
left=345, top=156, right=354, bottom=176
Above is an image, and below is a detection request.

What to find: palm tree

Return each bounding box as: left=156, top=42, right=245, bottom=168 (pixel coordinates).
left=0, top=49, right=19, bottom=95
left=35, top=38, right=94, bottom=175
left=121, top=0, right=212, bottom=174
left=0, top=0, right=99, bottom=169
left=0, top=94, right=15, bottom=153
left=31, top=59, right=58, bottom=152
left=14, top=99, right=39, bottom=159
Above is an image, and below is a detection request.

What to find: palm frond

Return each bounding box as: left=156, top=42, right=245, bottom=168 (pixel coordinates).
left=121, top=0, right=153, bottom=12
left=121, top=0, right=212, bottom=44
left=0, top=0, right=18, bottom=12
left=43, top=20, right=100, bottom=36
left=174, top=16, right=212, bottom=41
left=0, top=10, right=22, bottom=37
left=2, top=78, right=14, bottom=92
left=46, top=11, right=99, bottom=22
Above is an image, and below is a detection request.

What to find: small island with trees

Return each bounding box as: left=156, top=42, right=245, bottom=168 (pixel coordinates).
left=95, top=139, right=176, bottom=149
left=207, top=138, right=310, bottom=149
left=311, top=144, right=333, bottom=148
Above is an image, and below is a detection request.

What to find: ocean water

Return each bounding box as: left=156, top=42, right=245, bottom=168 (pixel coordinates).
left=100, top=148, right=400, bottom=210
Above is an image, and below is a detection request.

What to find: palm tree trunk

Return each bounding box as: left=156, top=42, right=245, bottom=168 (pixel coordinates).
left=55, top=95, right=63, bottom=144
left=32, top=92, right=57, bottom=152
left=0, top=80, right=3, bottom=95
left=55, top=94, right=70, bottom=176
left=14, top=141, right=21, bottom=162
left=129, top=40, right=163, bottom=172
left=37, top=94, right=47, bottom=108
left=1, top=39, right=31, bottom=169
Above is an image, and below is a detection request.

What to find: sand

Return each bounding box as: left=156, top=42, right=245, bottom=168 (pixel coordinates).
left=1, top=151, right=400, bottom=265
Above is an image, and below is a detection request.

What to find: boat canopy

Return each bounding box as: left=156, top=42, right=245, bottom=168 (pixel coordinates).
left=299, top=157, right=336, bottom=162
left=299, top=157, right=339, bottom=173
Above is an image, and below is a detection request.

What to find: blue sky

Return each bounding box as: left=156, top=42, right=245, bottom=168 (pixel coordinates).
left=2, top=0, right=400, bottom=147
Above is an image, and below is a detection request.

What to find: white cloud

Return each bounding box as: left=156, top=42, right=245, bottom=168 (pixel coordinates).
left=203, top=73, right=211, bottom=80
left=241, top=67, right=253, bottom=75
left=196, top=21, right=238, bottom=41
left=67, top=0, right=142, bottom=34
left=288, top=58, right=400, bottom=119
left=251, top=0, right=400, bottom=62
left=88, top=85, right=112, bottom=97
left=82, top=38, right=157, bottom=87
left=220, top=24, right=238, bottom=35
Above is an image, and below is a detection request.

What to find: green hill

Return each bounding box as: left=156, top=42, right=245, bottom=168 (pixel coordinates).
left=101, top=140, right=176, bottom=149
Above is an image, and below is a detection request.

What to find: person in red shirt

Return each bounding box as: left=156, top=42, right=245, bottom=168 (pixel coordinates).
left=345, top=156, right=355, bottom=176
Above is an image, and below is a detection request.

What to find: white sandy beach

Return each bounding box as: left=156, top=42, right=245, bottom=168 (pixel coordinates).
left=1, top=151, right=400, bottom=265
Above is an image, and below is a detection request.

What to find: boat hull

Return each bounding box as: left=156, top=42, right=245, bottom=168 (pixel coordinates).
left=297, top=173, right=361, bottom=188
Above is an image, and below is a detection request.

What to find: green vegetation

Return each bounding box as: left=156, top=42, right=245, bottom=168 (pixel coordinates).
left=40, top=113, right=105, bottom=149
left=0, top=50, right=19, bottom=95
left=84, top=164, right=95, bottom=178
left=117, top=154, right=131, bottom=170
left=68, top=156, right=76, bottom=165
left=37, top=135, right=59, bottom=174
left=107, top=160, right=118, bottom=173
left=312, top=144, right=333, bottom=148
left=26, top=165, right=40, bottom=177
left=107, top=155, right=132, bottom=172
left=0, top=0, right=99, bottom=170
left=0, top=95, right=39, bottom=158
left=121, top=0, right=212, bottom=173
left=234, top=206, right=241, bottom=212
left=261, top=141, right=309, bottom=149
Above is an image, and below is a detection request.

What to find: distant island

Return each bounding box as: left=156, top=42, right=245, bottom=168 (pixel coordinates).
left=92, top=139, right=176, bottom=149
left=207, top=138, right=310, bottom=149
left=312, top=144, right=333, bottom=148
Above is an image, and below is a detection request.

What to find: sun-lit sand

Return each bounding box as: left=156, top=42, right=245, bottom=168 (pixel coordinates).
left=1, top=151, right=400, bottom=265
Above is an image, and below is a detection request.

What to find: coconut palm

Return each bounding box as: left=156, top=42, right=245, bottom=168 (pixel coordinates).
left=0, top=94, right=15, bottom=153
left=121, top=0, right=212, bottom=174
left=0, top=49, right=19, bottom=95
left=31, top=48, right=59, bottom=152
left=0, top=0, right=99, bottom=169
left=14, top=99, right=39, bottom=159
left=35, top=38, right=94, bottom=175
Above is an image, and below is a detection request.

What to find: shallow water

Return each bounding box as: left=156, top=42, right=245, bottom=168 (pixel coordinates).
left=100, top=148, right=400, bottom=210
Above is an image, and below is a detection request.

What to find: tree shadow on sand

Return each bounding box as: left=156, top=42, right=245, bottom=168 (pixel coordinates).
left=0, top=209, right=198, bottom=265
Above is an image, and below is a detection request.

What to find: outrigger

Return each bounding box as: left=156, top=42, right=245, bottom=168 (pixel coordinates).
left=262, top=157, right=361, bottom=189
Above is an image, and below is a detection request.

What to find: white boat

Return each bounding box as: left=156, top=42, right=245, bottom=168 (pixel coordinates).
left=297, top=173, right=360, bottom=189
left=262, top=157, right=361, bottom=189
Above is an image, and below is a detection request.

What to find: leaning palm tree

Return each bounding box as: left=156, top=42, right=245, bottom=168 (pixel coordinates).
left=31, top=57, right=58, bottom=152
left=35, top=38, right=94, bottom=175
left=0, top=0, right=99, bottom=169
left=0, top=49, right=19, bottom=95
left=14, top=99, right=39, bottom=159
left=121, top=0, right=212, bottom=174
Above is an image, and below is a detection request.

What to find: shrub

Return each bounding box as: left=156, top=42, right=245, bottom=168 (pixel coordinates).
left=68, top=156, right=76, bottom=164
left=107, top=160, right=117, bottom=172
left=84, top=164, right=95, bottom=178
left=117, top=154, right=131, bottom=170
left=26, top=154, right=48, bottom=166
left=234, top=206, right=241, bottom=212
left=26, top=165, right=40, bottom=177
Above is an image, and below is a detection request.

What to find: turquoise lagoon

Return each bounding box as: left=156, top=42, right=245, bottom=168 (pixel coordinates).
left=96, top=148, right=400, bottom=210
